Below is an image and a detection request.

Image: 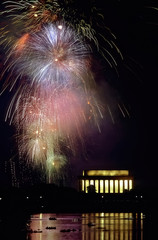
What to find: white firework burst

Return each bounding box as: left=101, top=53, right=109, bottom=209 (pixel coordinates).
left=6, top=21, right=93, bottom=91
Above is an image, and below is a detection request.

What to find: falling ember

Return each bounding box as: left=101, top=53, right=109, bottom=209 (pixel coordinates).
left=58, top=25, right=63, bottom=30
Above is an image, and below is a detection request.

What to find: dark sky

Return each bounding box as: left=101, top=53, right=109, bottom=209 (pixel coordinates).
left=72, top=0, right=158, bottom=190
left=0, top=0, right=157, bottom=190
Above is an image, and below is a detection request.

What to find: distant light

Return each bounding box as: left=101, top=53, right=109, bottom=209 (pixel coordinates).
left=26, top=196, right=29, bottom=199
left=135, top=195, right=138, bottom=198
left=32, top=5, right=35, bottom=8
left=58, top=25, right=62, bottom=30
left=54, top=58, right=58, bottom=62
left=40, top=196, right=42, bottom=199
left=140, top=195, right=143, bottom=198
left=34, top=13, right=38, bottom=17
left=0, top=197, right=2, bottom=200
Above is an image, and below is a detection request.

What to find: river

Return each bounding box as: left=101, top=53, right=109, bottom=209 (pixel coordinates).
left=25, top=212, right=146, bottom=240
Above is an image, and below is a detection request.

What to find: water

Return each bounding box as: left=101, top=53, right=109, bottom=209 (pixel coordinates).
left=26, top=212, right=145, bottom=240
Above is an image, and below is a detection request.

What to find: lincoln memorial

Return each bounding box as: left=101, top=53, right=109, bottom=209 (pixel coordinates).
left=78, top=170, right=133, bottom=193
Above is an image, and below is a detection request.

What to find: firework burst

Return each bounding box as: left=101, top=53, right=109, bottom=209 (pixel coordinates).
left=4, top=22, right=102, bottom=123
left=0, top=0, right=123, bottom=70
left=1, top=21, right=103, bottom=183
left=5, top=21, right=93, bottom=90
left=0, top=0, right=124, bottom=185
left=13, top=83, right=103, bottom=158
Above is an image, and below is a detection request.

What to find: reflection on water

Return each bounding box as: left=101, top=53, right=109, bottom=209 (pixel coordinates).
left=82, top=213, right=143, bottom=240
left=27, top=212, right=144, bottom=240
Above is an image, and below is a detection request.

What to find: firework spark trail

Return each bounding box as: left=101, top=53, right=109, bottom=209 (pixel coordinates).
left=0, top=0, right=60, bottom=32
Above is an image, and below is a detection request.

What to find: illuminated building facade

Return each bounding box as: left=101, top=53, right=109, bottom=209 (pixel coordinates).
left=78, top=170, right=133, bottom=193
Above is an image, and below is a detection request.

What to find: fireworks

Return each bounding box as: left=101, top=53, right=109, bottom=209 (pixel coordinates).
left=0, top=0, right=122, bottom=69
left=1, top=19, right=103, bottom=183
left=6, top=22, right=92, bottom=90
left=14, top=86, right=101, bottom=161
left=0, top=0, right=123, bottom=185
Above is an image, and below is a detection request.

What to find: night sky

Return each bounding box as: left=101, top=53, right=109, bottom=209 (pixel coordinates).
left=0, top=0, right=157, bottom=190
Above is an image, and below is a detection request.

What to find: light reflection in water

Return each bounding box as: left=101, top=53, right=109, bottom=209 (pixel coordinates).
left=27, top=212, right=144, bottom=240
